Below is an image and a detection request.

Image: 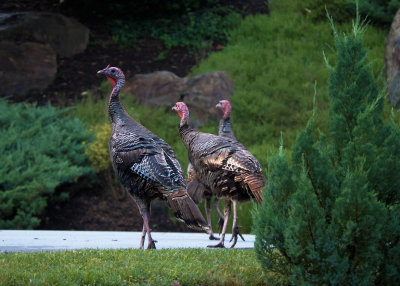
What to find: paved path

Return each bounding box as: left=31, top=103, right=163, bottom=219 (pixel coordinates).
left=0, top=230, right=255, bottom=252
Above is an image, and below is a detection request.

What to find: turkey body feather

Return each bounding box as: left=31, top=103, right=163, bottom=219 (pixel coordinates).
left=184, top=130, right=263, bottom=202
left=110, top=120, right=185, bottom=193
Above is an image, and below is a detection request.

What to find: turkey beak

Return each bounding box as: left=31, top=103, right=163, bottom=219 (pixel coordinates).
left=97, top=69, right=105, bottom=75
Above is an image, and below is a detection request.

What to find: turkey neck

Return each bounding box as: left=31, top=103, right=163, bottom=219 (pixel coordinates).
left=218, top=117, right=235, bottom=139
left=179, top=122, right=197, bottom=150
left=108, top=78, right=127, bottom=126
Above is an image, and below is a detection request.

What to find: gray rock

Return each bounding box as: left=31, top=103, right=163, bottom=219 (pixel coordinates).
left=124, top=71, right=234, bottom=122
left=0, top=41, right=57, bottom=97
left=125, top=71, right=185, bottom=103
left=385, top=9, right=400, bottom=107
left=0, top=12, right=89, bottom=58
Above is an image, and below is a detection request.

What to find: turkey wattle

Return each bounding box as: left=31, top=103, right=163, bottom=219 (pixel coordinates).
left=97, top=66, right=210, bottom=249
left=173, top=101, right=266, bottom=248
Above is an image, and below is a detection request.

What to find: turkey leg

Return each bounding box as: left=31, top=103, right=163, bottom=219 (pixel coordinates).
left=208, top=199, right=231, bottom=248
left=229, top=199, right=245, bottom=248
left=214, top=198, right=225, bottom=233
left=139, top=201, right=150, bottom=248
left=139, top=224, right=146, bottom=249
left=141, top=209, right=157, bottom=249
left=134, top=196, right=157, bottom=249
left=205, top=197, right=219, bottom=240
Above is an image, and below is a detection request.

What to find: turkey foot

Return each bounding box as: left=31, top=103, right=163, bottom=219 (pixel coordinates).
left=147, top=239, right=157, bottom=249
left=207, top=241, right=225, bottom=248
left=209, top=234, right=219, bottom=240
left=229, top=225, right=245, bottom=248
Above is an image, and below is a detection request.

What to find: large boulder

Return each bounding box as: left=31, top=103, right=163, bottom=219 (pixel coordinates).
left=385, top=9, right=400, bottom=107
left=0, top=12, right=89, bottom=58
left=124, top=71, right=185, bottom=103
left=0, top=41, right=57, bottom=97
left=124, top=71, right=234, bottom=122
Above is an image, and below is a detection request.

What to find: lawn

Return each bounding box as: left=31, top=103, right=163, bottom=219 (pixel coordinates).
left=0, top=248, right=265, bottom=285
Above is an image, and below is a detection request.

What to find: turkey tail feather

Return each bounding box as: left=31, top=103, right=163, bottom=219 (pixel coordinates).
left=164, top=188, right=210, bottom=233
left=243, top=173, right=265, bottom=204
left=187, top=180, right=206, bottom=205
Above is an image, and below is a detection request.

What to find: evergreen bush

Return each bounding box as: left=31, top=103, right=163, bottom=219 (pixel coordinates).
left=357, top=0, right=400, bottom=27
left=0, top=99, right=93, bottom=229
left=253, top=15, right=400, bottom=285
left=301, top=0, right=399, bottom=27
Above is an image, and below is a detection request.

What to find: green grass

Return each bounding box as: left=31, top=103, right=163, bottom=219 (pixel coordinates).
left=0, top=249, right=265, bottom=285
left=191, top=0, right=386, bottom=158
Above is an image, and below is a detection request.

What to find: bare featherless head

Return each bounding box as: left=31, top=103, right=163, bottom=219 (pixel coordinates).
left=97, top=65, right=125, bottom=88
left=216, top=100, right=231, bottom=119
left=172, top=102, right=190, bottom=127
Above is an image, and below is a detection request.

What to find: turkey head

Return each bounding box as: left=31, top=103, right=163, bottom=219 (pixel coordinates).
left=97, top=65, right=125, bottom=88
left=216, top=100, right=231, bottom=119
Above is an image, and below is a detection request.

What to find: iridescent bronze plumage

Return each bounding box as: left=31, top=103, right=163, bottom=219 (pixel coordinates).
left=173, top=101, right=266, bottom=248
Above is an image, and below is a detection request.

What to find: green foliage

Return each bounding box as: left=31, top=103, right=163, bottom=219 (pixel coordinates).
left=192, top=2, right=385, bottom=162
left=253, top=15, right=400, bottom=285
left=357, top=0, right=400, bottom=27
left=0, top=99, right=93, bottom=229
left=85, top=123, right=111, bottom=172
left=62, top=1, right=235, bottom=52
left=301, top=0, right=354, bottom=23
left=0, top=249, right=265, bottom=285
left=299, top=0, right=399, bottom=27
left=189, top=0, right=383, bottom=234
left=73, top=93, right=109, bottom=127
left=111, top=7, right=241, bottom=52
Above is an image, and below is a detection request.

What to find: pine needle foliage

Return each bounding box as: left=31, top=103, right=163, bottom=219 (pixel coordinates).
left=252, top=15, right=400, bottom=285
left=0, top=99, right=93, bottom=229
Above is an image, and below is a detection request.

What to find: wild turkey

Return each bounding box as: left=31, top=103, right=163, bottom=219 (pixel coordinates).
left=186, top=100, right=236, bottom=240
left=97, top=66, right=210, bottom=249
left=173, top=101, right=266, bottom=248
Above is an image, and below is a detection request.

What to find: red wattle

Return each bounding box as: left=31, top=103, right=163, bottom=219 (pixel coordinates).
left=107, top=76, right=116, bottom=87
